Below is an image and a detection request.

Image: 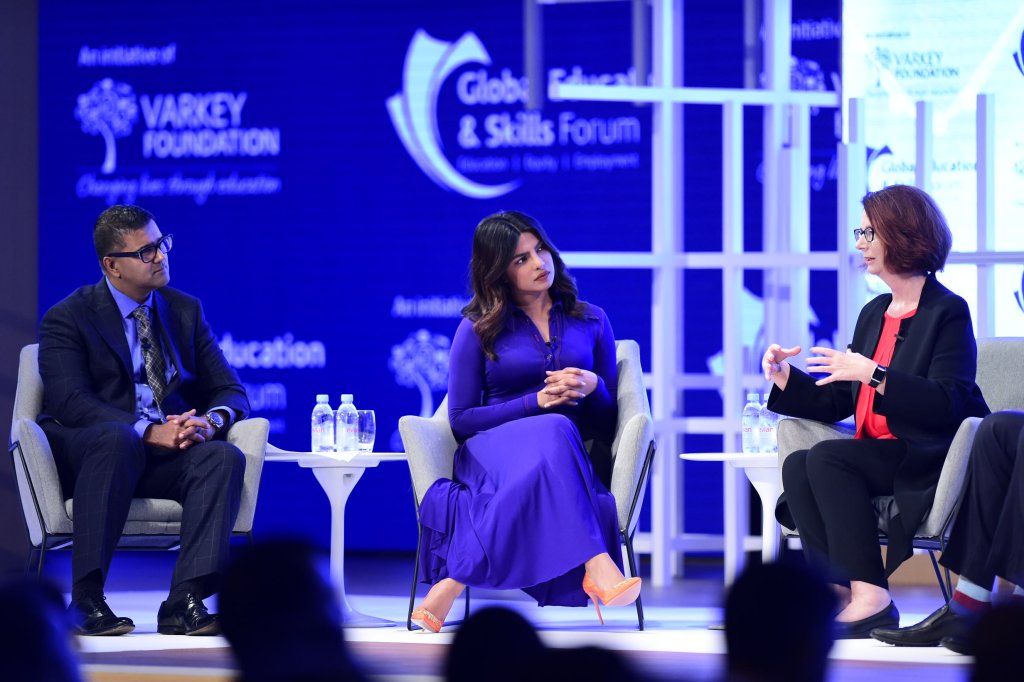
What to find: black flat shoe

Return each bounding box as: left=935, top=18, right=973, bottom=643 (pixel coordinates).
left=836, top=601, right=900, bottom=639
left=939, top=635, right=973, bottom=655
left=157, top=593, right=220, bottom=635
left=68, top=595, right=135, bottom=636
left=870, top=603, right=973, bottom=647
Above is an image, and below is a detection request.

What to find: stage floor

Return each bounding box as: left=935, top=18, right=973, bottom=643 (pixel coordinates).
left=45, top=553, right=971, bottom=682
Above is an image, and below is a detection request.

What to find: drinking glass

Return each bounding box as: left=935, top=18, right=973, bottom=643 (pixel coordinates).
left=356, top=410, right=376, bottom=452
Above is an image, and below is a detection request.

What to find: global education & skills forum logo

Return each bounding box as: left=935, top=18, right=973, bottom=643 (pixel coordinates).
left=1015, top=26, right=1024, bottom=77
left=73, top=76, right=283, bottom=205
left=387, top=29, right=645, bottom=199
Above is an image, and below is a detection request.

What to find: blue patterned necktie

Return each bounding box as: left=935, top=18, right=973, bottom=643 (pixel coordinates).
left=131, top=305, right=168, bottom=409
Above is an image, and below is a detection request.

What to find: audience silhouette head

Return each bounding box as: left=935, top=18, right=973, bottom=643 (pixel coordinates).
left=968, top=602, right=1024, bottom=682
left=219, top=538, right=364, bottom=681
left=446, top=606, right=545, bottom=682
left=445, top=606, right=651, bottom=682
left=725, top=560, right=836, bottom=682
left=0, top=576, right=82, bottom=682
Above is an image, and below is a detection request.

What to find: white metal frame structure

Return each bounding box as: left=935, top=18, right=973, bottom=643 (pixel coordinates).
left=544, top=0, right=845, bottom=586
left=538, top=0, right=1021, bottom=586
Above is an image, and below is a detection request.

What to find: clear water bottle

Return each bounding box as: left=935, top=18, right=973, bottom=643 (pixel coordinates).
left=311, top=394, right=335, bottom=452
left=335, top=394, right=358, bottom=453
left=759, top=392, right=778, bottom=454
left=741, top=392, right=760, bottom=454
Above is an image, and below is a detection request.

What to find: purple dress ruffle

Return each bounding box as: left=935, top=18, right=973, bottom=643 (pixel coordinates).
left=417, top=301, right=621, bottom=607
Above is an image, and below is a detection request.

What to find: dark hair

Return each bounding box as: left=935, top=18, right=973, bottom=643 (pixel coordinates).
left=862, top=185, right=952, bottom=275
left=219, top=538, right=365, bottom=682
left=94, top=204, right=155, bottom=263
left=0, top=577, right=82, bottom=681
left=446, top=607, right=544, bottom=682
left=725, top=560, right=835, bottom=682
left=462, top=211, right=583, bottom=360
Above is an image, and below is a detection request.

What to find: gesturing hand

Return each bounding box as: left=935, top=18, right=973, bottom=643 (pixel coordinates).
left=805, top=346, right=875, bottom=386
left=762, top=344, right=801, bottom=382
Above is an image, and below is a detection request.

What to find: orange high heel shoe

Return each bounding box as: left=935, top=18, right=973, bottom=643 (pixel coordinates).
left=410, top=608, right=443, bottom=633
left=582, top=574, right=642, bottom=625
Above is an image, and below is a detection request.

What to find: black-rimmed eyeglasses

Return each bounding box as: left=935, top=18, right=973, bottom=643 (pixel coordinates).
left=106, top=234, right=173, bottom=263
left=853, top=227, right=876, bottom=243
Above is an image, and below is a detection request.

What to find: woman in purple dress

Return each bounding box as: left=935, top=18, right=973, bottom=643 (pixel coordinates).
left=411, top=211, right=642, bottom=632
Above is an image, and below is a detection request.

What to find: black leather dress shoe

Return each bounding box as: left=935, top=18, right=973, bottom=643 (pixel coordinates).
left=157, top=593, right=220, bottom=635
left=68, top=595, right=135, bottom=636
left=940, top=635, right=973, bottom=655
left=836, top=601, right=900, bottom=639
left=870, top=603, right=973, bottom=646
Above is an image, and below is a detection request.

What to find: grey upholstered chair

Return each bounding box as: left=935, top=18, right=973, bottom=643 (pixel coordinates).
left=8, top=344, right=270, bottom=573
left=398, top=339, right=656, bottom=630
left=777, top=337, right=1024, bottom=599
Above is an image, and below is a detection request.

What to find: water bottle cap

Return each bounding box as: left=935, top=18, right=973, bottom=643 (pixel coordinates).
left=746, top=393, right=759, bottom=401
left=341, top=394, right=354, bottom=403
left=316, top=394, right=329, bottom=402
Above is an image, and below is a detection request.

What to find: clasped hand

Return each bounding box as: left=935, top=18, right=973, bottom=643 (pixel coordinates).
left=538, top=367, right=598, bottom=409
left=145, top=409, right=214, bottom=451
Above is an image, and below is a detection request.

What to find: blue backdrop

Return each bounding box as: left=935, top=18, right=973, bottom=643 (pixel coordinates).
left=37, top=0, right=840, bottom=553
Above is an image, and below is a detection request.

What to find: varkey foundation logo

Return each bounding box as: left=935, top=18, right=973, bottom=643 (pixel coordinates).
left=873, top=47, right=960, bottom=81
left=73, top=77, right=283, bottom=205
left=387, top=29, right=645, bottom=200
left=75, top=79, right=139, bottom=174
left=387, top=30, right=519, bottom=199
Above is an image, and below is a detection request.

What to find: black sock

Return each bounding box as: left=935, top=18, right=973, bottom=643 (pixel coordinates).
left=167, top=579, right=203, bottom=605
left=72, top=570, right=104, bottom=603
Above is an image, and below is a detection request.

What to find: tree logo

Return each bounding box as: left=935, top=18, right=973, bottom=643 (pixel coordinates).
left=389, top=329, right=451, bottom=418
left=75, top=78, right=139, bottom=174
left=386, top=29, right=519, bottom=199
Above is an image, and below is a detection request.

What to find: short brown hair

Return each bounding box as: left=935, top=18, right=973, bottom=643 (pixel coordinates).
left=862, top=185, right=952, bottom=275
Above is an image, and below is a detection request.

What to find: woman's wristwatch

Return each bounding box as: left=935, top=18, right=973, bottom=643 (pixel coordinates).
left=869, top=364, right=888, bottom=389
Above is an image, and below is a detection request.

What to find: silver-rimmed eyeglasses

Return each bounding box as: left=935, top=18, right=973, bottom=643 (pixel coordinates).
left=106, top=234, right=173, bottom=263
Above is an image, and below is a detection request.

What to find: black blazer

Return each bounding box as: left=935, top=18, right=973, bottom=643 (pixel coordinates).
left=38, top=279, right=249, bottom=435
left=769, top=274, right=990, bottom=574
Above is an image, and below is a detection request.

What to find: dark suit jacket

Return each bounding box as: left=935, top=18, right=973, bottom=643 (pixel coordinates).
left=769, top=274, right=990, bottom=574
left=38, top=279, right=249, bottom=441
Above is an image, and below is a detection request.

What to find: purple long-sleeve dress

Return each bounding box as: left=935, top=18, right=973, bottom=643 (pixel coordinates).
left=416, top=299, right=623, bottom=607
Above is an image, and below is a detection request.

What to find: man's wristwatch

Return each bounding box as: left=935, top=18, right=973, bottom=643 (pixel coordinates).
left=869, top=364, right=888, bottom=389
left=204, top=410, right=225, bottom=434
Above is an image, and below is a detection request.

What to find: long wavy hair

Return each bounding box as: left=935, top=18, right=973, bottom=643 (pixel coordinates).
left=462, top=211, right=584, bottom=360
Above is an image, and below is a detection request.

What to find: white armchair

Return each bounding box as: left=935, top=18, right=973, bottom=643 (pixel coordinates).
left=8, top=344, right=269, bottom=573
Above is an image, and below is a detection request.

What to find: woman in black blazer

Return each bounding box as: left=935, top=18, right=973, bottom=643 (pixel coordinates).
left=762, top=184, right=989, bottom=638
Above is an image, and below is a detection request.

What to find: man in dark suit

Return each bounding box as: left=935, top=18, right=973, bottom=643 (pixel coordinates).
left=38, top=204, right=249, bottom=636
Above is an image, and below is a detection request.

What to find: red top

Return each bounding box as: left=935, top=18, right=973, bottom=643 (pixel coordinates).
left=855, top=308, right=917, bottom=440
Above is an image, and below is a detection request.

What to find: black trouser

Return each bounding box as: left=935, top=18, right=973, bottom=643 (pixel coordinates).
left=782, top=438, right=907, bottom=589
left=941, top=410, right=1024, bottom=588
left=46, top=421, right=245, bottom=598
